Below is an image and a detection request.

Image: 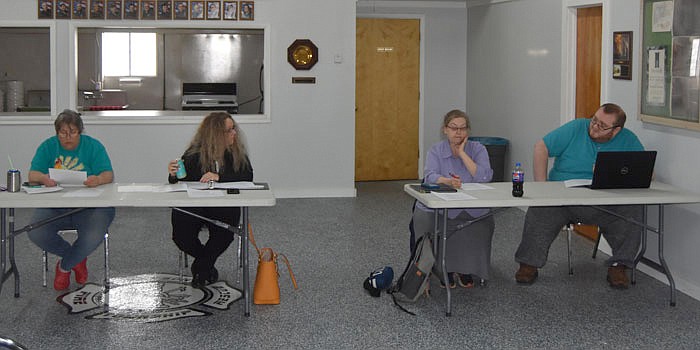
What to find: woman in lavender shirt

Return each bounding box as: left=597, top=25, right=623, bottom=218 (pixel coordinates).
left=412, top=109, right=495, bottom=288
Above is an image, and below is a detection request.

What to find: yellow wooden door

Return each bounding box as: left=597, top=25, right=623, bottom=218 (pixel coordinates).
left=575, top=6, right=602, bottom=239
left=575, top=6, right=602, bottom=119
left=355, top=18, right=420, bottom=181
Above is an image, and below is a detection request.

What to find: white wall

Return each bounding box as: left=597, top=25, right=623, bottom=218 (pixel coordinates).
left=467, top=0, right=700, bottom=301
left=357, top=2, right=468, bottom=165
left=0, top=0, right=357, bottom=198
left=467, top=0, right=562, bottom=175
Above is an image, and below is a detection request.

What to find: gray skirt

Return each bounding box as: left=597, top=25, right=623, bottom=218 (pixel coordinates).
left=412, top=208, right=495, bottom=280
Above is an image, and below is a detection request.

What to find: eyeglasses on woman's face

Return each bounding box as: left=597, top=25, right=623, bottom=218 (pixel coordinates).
left=445, top=124, right=468, bottom=133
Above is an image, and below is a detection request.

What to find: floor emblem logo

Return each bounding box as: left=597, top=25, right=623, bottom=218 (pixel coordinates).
left=58, top=273, right=242, bottom=322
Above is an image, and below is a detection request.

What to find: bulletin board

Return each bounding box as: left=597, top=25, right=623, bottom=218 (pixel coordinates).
left=640, top=0, right=700, bottom=131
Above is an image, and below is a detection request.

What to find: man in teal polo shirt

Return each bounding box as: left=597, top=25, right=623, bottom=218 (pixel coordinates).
left=514, top=103, right=644, bottom=289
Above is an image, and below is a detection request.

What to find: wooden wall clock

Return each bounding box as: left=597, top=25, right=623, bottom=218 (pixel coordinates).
left=287, top=39, right=318, bottom=70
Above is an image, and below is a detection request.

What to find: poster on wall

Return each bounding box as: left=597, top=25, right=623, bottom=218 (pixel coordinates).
left=612, top=31, right=632, bottom=80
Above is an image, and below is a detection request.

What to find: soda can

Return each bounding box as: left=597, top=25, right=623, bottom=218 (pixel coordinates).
left=7, top=169, right=21, bottom=192
left=175, top=159, right=187, bottom=179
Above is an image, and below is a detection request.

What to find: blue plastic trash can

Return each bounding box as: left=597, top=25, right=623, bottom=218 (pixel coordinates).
left=468, top=136, right=509, bottom=182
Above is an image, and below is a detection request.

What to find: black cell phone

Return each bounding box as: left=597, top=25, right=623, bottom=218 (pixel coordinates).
left=227, top=189, right=239, bottom=194
left=22, top=181, right=42, bottom=187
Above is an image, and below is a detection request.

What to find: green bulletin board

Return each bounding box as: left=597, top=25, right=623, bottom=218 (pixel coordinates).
left=640, top=0, right=700, bottom=131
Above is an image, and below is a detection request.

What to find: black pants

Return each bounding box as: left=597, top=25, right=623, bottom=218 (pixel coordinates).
left=171, top=207, right=240, bottom=269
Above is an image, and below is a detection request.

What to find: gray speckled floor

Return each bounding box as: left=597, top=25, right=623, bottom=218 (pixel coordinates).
left=2, top=181, right=700, bottom=349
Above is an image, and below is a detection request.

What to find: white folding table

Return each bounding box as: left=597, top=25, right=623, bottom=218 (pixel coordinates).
left=0, top=183, right=276, bottom=317
left=404, top=181, right=700, bottom=316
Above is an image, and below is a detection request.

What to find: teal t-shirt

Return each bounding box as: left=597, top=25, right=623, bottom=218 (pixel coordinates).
left=543, top=118, right=644, bottom=181
left=30, top=134, right=113, bottom=176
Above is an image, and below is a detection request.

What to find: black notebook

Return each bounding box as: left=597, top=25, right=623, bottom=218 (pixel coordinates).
left=589, top=151, right=656, bottom=189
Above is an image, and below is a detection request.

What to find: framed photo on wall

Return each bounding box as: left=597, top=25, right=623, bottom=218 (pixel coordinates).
left=38, top=0, right=54, bottom=19
left=141, top=0, right=155, bottom=19
left=174, top=1, right=188, bottom=19
left=190, top=1, right=204, bottom=20
left=223, top=1, right=237, bottom=20
left=239, top=1, right=253, bottom=21
left=157, top=0, right=172, bottom=20
left=612, top=31, right=632, bottom=80
left=106, top=0, right=121, bottom=19
left=56, top=1, right=71, bottom=19
left=206, top=1, right=221, bottom=20
left=72, top=0, right=88, bottom=19
left=123, top=0, right=139, bottom=19
left=89, top=0, right=105, bottom=19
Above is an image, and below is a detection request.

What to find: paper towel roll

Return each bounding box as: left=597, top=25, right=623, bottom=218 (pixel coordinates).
left=6, top=80, right=23, bottom=112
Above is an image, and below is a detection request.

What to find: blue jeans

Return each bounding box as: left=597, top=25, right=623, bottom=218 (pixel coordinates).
left=27, top=207, right=115, bottom=271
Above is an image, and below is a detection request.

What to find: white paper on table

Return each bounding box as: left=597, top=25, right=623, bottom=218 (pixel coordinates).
left=62, top=188, right=104, bottom=198
left=460, top=183, right=494, bottom=191
left=186, top=188, right=225, bottom=198
left=154, top=183, right=188, bottom=192
left=186, top=181, right=263, bottom=190
left=49, top=168, right=87, bottom=186
left=564, top=179, right=592, bottom=188
left=432, top=191, right=476, bottom=201
left=214, top=181, right=264, bottom=189
left=22, top=185, right=63, bottom=194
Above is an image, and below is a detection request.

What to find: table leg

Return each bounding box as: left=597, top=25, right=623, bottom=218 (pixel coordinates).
left=442, top=209, right=451, bottom=317
left=656, top=206, right=676, bottom=306
left=1, top=208, right=6, bottom=296
left=242, top=207, right=250, bottom=317
left=632, top=206, right=648, bottom=284
left=9, top=208, right=19, bottom=297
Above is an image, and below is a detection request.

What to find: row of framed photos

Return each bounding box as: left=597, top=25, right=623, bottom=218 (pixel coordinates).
left=38, top=0, right=254, bottom=21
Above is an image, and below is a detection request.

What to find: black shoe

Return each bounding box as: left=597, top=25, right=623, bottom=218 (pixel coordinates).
left=207, top=267, right=219, bottom=284
left=190, top=258, right=207, bottom=289
left=191, top=272, right=206, bottom=289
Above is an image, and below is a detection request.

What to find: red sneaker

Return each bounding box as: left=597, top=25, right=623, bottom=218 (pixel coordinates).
left=72, top=258, right=88, bottom=285
left=54, top=261, right=71, bottom=291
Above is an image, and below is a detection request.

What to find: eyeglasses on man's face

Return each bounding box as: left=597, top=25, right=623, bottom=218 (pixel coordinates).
left=446, top=124, right=468, bottom=133
left=590, top=116, right=618, bottom=132
left=57, top=129, right=80, bottom=138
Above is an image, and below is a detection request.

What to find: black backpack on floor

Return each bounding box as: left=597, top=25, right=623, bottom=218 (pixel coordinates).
left=388, top=231, right=434, bottom=315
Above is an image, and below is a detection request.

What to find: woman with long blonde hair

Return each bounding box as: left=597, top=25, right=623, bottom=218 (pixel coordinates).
left=167, top=112, right=253, bottom=288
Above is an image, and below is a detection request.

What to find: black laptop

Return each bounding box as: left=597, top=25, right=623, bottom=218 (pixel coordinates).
left=589, top=151, right=657, bottom=189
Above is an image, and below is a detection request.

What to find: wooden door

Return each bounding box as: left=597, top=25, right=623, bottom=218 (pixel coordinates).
left=575, top=6, right=602, bottom=119
left=355, top=18, right=420, bottom=181
left=575, top=6, right=602, bottom=239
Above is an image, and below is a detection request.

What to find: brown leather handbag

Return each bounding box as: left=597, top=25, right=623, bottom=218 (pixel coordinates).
left=248, top=224, right=298, bottom=305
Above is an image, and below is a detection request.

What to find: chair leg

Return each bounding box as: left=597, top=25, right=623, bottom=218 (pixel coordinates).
left=236, top=234, right=242, bottom=285
left=566, top=224, right=573, bottom=275
left=42, top=251, right=48, bottom=288
left=592, top=226, right=602, bottom=259
left=103, top=231, right=110, bottom=289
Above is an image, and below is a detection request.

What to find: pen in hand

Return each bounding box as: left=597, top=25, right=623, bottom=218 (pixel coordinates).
left=448, top=172, right=461, bottom=188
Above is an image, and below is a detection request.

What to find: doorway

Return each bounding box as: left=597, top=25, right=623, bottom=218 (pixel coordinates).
left=575, top=6, right=602, bottom=119
left=355, top=18, right=420, bottom=181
